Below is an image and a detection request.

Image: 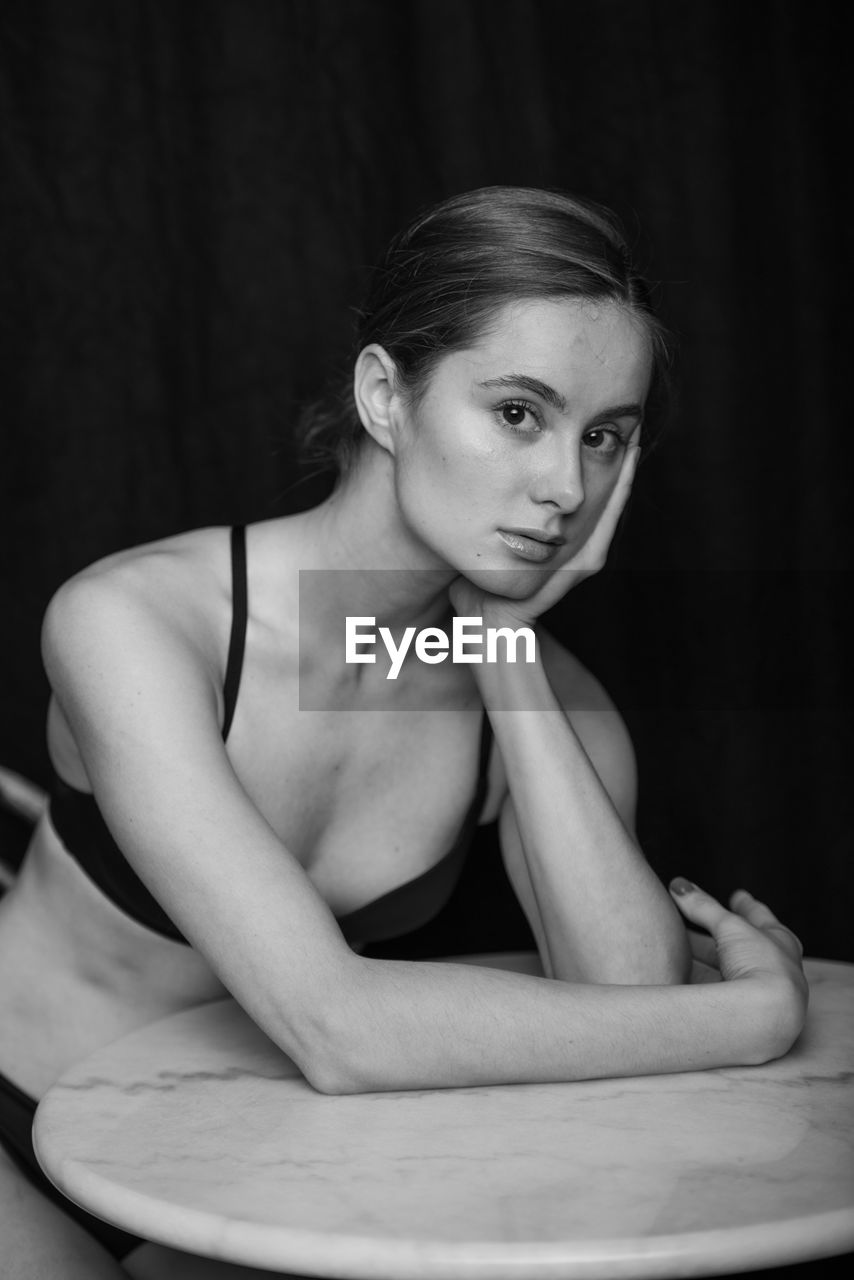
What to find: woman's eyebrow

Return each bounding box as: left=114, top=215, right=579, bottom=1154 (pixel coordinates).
left=478, top=374, right=567, bottom=410
left=588, top=402, right=644, bottom=425
left=478, top=374, right=643, bottom=422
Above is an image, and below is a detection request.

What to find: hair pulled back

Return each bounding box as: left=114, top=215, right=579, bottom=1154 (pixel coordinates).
left=297, top=186, right=671, bottom=479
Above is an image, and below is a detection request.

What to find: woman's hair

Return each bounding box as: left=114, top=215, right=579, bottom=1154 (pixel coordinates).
left=296, top=186, right=672, bottom=480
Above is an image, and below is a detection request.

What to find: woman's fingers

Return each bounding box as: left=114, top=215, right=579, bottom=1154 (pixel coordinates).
left=672, top=879, right=805, bottom=966
left=730, top=889, right=804, bottom=955
left=668, top=877, right=733, bottom=933
left=599, top=442, right=641, bottom=537
left=729, top=888, right=778, bottom=928
left=576, top=442, right=641, bottom=570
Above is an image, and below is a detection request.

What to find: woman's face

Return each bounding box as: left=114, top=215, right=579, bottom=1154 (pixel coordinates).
left=390, top=296, right=653, bottom=595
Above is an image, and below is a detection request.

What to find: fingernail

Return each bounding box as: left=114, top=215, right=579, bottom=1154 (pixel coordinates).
left=669, top=877, right=695, bottom=896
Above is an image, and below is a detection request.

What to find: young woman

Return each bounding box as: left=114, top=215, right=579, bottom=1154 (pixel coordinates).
left=0, top=187, right=808, bottom=1277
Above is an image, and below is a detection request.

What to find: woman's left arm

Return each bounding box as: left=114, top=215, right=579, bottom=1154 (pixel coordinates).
left=483, top=637, right=690, bottom=985
left=452, top=438, right=690, bottom=986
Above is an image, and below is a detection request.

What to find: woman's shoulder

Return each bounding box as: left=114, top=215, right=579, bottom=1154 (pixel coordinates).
left=40, top=526, right=263, bottom=722
left=41, top=518, right=303, bottom=701
left=60, top=524, right=231, bottom=591
left=45, top=526, right=232, bottom=648
left=39, top=519, right=306, bottom=789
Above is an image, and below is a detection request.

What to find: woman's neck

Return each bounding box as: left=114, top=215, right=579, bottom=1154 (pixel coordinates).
left=293, top=445, right=456, bottom=638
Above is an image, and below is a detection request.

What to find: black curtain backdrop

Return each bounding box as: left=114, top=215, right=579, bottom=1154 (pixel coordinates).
left=1, top=0, right=851, bottom=975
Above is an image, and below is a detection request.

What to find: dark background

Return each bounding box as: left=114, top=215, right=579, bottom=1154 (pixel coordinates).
left=0, top=6, right=852, bottom=1279
left=1, top=0, right=851, bottom=972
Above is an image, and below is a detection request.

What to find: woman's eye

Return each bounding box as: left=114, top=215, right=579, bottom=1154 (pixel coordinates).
left=583, top=427, right=624, bottom=457
left=498, top=401, right=541, bottom=434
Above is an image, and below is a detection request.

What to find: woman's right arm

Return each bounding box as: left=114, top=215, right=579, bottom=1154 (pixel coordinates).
left=329, top=886, right=807, bottom=1092
left=42, top=566, right=808, bottom=1097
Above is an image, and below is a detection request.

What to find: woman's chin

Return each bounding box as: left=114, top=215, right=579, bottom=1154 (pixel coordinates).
left=457, top=565, right=554, bottom=601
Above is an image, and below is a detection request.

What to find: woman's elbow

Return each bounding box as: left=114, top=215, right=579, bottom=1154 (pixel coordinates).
left=301, top=1056, right=363, bottom=1096
left=300, top=1028, right=386, bottom=1096
left=282, top=968, right=381, bottom=1096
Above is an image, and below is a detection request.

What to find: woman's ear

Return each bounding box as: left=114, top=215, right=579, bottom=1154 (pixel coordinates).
left=353, top=344, right=401, bottom=454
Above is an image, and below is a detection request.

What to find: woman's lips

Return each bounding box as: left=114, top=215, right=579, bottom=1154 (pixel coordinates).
left=497, top=529, right=564, bottom=563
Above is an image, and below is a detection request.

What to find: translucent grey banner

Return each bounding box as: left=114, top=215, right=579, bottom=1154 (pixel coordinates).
left=298, top=568, right=556, bottom=711
left=298, top=568, right=849, bottom=712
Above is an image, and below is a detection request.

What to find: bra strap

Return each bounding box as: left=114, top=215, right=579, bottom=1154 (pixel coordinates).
left=222, top=526, right=248, bottom=741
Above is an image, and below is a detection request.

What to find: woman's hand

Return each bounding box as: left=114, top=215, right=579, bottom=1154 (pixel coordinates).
left=450, top=439, right=641, bottom=628
left=670, top=879, right=809, bottom=1042
left=686, top=930, right=723, bottom=984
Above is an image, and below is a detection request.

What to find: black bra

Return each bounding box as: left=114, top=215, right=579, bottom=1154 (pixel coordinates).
left=49, top=527, right=493, bottom=946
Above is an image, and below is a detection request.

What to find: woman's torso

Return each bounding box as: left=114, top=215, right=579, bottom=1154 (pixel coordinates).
left=0, top=518, right=507, bottom=1096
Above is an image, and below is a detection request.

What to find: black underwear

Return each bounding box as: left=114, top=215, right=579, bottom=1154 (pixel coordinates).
left=0, top=1066, right=142, bottom=1260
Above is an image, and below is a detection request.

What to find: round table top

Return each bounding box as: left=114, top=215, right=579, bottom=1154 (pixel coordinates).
left=34, top=955, right=854, bottom=1280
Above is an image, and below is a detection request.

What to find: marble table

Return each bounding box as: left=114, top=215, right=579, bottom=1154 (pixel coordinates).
left=33, top=955, right=854, bottom=1279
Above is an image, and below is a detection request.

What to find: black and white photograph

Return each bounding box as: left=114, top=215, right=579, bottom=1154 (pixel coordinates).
left=0, top=3, right=851, bottom=1278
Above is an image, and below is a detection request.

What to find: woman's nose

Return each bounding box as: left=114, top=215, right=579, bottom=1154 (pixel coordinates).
left=530, top=441, right=585, bottom=513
